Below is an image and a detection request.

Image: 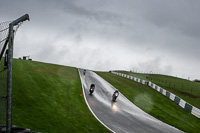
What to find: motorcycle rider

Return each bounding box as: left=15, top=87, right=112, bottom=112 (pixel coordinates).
left=89, top=84, right=95, bottom=94
left=83, top=70, right=86, bottom=75
left=114, top=89, right=119, bottom=95
left=112, top=89, right=119, bottom=101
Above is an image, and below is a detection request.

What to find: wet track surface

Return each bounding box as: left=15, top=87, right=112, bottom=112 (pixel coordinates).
left=79, top=69, right=183, bottom=133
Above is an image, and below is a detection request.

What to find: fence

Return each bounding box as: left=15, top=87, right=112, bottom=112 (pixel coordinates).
left=148, top=75, right=200, bottom=95
left=0, top=14, right=29, bottom=133
left=0, top=20, right=10, bottom=130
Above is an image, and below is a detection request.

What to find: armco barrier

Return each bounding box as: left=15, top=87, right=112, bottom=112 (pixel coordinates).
left=163, top=89, right=166, bottom=96
left=185, top=103, right=193, bottom=113
left=160, top=88, right=163, bottom=94
left=174, top=96, right=181, bottom=105
left=179, top=99, right=186, bottom=109
left=166, top=91, right=170, bottom=98
left=169, top=93, right=176, bottom=101
left=192, top=107, right=200, bottom=118
left=110, top=71, right=200, bottom=119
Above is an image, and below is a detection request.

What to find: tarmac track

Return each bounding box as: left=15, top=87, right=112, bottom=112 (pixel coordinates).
left=79, top=69, right=183, bottom=133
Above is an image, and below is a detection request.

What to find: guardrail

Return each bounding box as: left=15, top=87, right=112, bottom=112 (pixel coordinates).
left=110, top=71, right=200, bottom=119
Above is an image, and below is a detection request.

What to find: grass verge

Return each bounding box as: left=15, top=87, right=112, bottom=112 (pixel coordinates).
left=96, top=71, right=200, bottom=133
left=121, top=72, right=200, bottom=109
left=12, top=59, right=109, bottom=133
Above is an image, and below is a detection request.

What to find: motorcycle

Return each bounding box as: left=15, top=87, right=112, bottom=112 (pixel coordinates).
left=89, top=84, right=95, bottom=95
left=83, top=70, right=86, bottom=75
left=112, top=91, right=119, bottom=102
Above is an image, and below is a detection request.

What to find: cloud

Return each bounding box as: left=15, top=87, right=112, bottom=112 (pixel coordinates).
left=60, top=0, right=128, bottom=26
left=1, top=0, right=200, bottom=80
left=133, top=0, right=200, bottom=37
left=136, top=57, right=173, bottom=75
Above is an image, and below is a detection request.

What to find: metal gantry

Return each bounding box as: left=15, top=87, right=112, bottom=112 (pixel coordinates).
left=0, top=14, right=29, bottom=133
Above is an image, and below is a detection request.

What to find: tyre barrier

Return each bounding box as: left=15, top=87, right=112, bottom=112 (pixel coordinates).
left=110, top=71, right=200, bottom=119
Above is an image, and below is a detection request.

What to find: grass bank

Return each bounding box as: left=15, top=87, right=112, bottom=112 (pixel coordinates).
left=121, top=72, right=200, bottom=108
left=96, top=72, right=200, bottom=133
left=12, top=59, right=109, bottom=133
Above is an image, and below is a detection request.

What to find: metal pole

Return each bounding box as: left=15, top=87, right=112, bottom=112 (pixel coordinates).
left=6, top=14, right=29, bottom=133
left=6, top=23, right=14, bottom=133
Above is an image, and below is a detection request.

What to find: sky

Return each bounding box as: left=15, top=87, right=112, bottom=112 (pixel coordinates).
left=1, top=0, right=200, bottom=80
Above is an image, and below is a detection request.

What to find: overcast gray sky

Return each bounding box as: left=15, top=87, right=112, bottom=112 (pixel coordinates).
left=1, top=0, right=200, bottom=80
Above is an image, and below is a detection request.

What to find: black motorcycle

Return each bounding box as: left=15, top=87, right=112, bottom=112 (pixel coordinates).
left=83, top=70, right=86, bottom=75
left=112, top=91, right=119, bottom=102
left=89, top=84, right=95, bottom=95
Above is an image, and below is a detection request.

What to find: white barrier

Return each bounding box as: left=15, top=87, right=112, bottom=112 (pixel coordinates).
left=169, top=93, right=176, bottom=101
left=191, top=107, right=200, bottom=118
left=179, top=99, right=186, bottom=109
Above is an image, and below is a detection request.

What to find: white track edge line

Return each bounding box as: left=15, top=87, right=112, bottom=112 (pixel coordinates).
left=78, top=68, right=115, bottom=133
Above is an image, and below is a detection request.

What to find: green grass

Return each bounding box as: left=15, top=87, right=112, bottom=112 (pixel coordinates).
left=121, top=72, right=200, bottom=109
left=12, top=59, right=110, bottom=133
left=96, top=72, right=200, bottom=133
